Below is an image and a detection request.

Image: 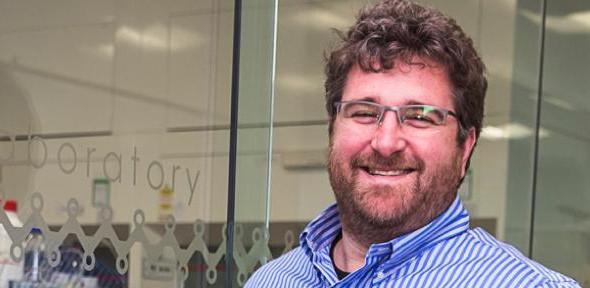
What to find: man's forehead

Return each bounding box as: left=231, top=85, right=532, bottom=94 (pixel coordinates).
left=341, top=59, right=454, bottom=107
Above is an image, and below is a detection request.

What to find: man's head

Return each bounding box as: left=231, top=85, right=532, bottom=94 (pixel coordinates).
left=325, top=0, right=486, bottom=144
left=325, top=0, right=486, bottom=244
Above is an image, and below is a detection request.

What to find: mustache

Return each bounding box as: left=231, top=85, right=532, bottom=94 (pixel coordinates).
left=351, top=152, right=425, bottom=171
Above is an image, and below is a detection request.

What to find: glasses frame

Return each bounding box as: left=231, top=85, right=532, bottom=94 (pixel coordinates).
left=334, top=100, right=460, bottom=128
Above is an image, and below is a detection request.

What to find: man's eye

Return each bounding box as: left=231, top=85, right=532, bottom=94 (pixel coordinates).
left=351, top=111, right=378, bottom=118
left=409, top=114, right=434, bottom=122
left=404, top=113, right=437, bottom=127
left=346, top=109, right=379, bottom=124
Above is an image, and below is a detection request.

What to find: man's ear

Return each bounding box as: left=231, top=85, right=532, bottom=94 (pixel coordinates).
left=460, top=127, right=477, bottom=178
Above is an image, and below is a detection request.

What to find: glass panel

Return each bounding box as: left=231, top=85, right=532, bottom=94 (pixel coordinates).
left=0, top=0, right=234, bottom=287
left=504, top=0, right=545, bottom=253
left=532, top=1, right=590, bottom=285
left=231, top=0, right=278, bottom=286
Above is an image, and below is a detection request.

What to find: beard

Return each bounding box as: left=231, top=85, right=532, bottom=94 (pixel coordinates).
left=328, top=146, right=463, bottom=245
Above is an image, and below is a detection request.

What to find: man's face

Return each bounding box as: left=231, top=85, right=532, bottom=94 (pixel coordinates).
left=328, top=60, right=476, bottom=235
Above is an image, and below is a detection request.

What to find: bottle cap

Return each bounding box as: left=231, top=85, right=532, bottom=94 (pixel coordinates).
left=3, top=200, right=17, bottom=212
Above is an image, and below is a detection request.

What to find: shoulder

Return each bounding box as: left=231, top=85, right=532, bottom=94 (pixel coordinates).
left=460, top=228, right=581, bottom=287
left=245, top=247, right=321, bottom=288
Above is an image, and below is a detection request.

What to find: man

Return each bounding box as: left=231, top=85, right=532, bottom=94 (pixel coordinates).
left=246, top=0, right=580, bottom=287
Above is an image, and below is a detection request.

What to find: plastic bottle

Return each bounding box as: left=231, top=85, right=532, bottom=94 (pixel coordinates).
left=0, top=200, right=24, bottom=288
left=24, top=227, right=44, bottom=284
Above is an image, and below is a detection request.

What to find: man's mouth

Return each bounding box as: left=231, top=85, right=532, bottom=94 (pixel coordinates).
left=350, top=154, right=422, bottom=180
left=362, top=167, right=415, bottom=176
left=365, top=168, right=414, bottom=176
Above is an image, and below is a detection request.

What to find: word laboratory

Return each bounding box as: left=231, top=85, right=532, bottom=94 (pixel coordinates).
left=0, top=130, right=200, bottom=203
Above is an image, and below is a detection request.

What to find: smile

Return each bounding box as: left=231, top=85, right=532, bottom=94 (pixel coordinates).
left=364, top=167, right=415, bottom=177
left=359, top=166, right=416, bottom=177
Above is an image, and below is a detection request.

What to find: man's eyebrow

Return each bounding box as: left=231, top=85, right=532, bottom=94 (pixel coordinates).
left=405, top=100, right=427, bottom=105
left=353, top=98, right=433, bottom=106
left=356, top=96, right=379, bottom=103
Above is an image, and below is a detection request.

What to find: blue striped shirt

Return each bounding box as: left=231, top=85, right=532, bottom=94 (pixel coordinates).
left=246, top=196, right=580, bottom=287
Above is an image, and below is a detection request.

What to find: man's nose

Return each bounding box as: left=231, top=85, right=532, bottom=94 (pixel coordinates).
left=370, top=111, right=408, bottom=157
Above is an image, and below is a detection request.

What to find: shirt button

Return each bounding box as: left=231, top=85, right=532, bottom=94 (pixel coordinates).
left=376, top=271, right=385, bottom=279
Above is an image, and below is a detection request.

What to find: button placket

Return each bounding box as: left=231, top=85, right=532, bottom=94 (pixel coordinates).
left=376, top=270, right=385, bottom=279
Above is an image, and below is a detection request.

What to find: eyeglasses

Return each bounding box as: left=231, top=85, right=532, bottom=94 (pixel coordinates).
left=334, top=100, right=459, bottom=131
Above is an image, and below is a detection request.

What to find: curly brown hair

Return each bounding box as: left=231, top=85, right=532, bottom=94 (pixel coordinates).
left=325, top=0, right=487, bottom=143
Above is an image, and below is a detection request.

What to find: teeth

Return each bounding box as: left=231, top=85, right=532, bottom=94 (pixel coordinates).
left=369, top=170, right=408, bottom=176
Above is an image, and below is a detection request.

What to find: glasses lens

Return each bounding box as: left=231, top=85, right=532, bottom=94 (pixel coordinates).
left=340, top=102, right=381, bottom=124
left=400, top=106, right=446, bottom=127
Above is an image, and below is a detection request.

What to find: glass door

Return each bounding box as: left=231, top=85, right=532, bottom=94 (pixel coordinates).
left=229, top=0, right=278, bottom=286
left=531, top=0, right=590, bottom=285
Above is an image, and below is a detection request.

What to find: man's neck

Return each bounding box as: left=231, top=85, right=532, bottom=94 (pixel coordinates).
left=332, top=206, right=446, bottom=272
left=332, top=230, right=370, bottom=273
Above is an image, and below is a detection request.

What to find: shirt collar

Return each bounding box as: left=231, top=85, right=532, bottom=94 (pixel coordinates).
left=300, top=195, right=470, bottom=266
left=299, top=202, right=341, bottom=254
